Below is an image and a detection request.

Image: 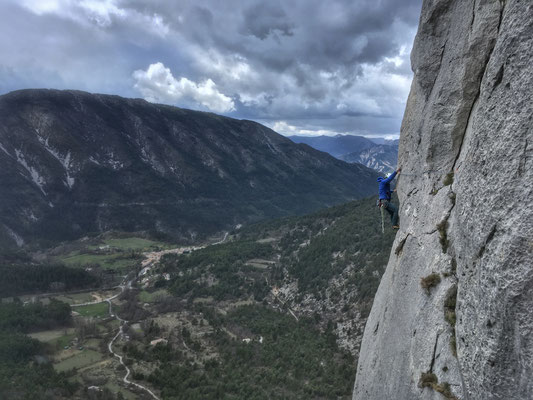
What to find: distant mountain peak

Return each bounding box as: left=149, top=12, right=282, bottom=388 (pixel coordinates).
left=287, top=134, right=398, bottom=173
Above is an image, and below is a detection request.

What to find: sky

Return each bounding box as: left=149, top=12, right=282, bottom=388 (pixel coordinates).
left=0, top=0, right=422, bottom=139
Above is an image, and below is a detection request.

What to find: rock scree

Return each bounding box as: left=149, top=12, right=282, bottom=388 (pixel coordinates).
left=353, top=1, right=532, bottom=399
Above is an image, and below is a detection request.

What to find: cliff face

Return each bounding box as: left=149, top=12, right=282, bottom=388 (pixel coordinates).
left=353, top=1, right=533, bottom=399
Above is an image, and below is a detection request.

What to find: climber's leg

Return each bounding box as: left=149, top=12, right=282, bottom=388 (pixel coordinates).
left=385, top=202, right=399, bottom=227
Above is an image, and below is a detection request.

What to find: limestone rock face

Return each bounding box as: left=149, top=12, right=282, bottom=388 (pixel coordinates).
left=353, top=1, right=533, bottom=399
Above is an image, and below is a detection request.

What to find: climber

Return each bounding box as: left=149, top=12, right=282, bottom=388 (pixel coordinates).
left=377, top=167, right=401, bottom=229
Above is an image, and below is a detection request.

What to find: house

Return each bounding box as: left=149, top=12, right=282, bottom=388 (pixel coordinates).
left=150, top=338, right=168, bottom=346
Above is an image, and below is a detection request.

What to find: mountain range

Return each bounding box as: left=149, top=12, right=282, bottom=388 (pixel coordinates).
left=0, top=89, right=378, bottom=248
left=288, top=135, right=399, bottom=173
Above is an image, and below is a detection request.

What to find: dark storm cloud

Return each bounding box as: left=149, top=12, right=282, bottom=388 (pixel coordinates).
left=0, top=0, right=422, bottom=136
left=241, top=2, right=294, bottom=40
left=138, top=0, right=419, bottom=71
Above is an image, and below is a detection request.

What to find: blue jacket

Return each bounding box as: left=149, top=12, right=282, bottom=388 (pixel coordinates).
left=377, top=170, right=397, bottom=200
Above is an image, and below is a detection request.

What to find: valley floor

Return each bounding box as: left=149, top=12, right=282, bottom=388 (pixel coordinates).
left=3, top=198, right=395, bottom=399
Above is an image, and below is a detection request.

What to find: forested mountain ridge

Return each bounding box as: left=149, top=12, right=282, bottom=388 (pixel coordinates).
left=0, top=89, right=378, bottom=249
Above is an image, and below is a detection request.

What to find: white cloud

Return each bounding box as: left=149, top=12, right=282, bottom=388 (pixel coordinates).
left=189, top=49, right=274, bottom=108
left=78, top=0, right=125, bottom=27
left=194, top=50, right=254, bottom=81
left=17, top=0, right=168, bottom=35
left=2, top=0, right=422, bottom=138
left=132, top=62, right=235, bottom=113
left=19, top=0, right=123, bottom=25
left=271, top=121, right=346, bottom=137
left=384, top=134, right=399, bottom=140
left=18, top=0, right=66, bottom=15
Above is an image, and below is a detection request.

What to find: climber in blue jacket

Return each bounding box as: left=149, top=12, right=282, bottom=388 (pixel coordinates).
left=377, top=167, right=401, bottom=229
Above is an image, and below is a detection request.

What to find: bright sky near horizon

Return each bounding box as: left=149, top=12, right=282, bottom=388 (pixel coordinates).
left=0, top=0, right=422, bottom=138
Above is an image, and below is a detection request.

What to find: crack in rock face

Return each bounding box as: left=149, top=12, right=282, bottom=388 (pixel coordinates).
left=353, top=1, right=533, bottom=399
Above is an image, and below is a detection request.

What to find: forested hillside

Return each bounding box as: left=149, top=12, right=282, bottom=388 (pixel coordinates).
left=0, top=299, right=76, bottom=399
left=124, top=196, right=397, bottom=398
left=0, top=89, right=378, bottom=248
left=2, top=197, right=397, bottom=399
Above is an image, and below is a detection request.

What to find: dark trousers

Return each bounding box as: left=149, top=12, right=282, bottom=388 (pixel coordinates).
left=382, top=200, right=399, bottom=226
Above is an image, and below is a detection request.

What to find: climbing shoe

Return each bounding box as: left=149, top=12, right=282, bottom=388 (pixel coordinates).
left=392, top=225, right=400, bottom=230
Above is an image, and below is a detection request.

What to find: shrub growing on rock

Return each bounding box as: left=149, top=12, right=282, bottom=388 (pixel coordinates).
left=443, top=172, right=454, bottom=186
left=419, top=372, right=458, bottom=399
left=420, top=273, right=441, bottom=294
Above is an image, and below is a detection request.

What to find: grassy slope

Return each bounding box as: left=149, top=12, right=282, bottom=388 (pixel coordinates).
left=74, top=303, right=109, bottom=318
left=53, top=235, right=172, bottom=271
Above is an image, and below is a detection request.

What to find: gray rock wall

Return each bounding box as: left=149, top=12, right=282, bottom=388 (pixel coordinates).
left=353, top=1, right=533, bottom=399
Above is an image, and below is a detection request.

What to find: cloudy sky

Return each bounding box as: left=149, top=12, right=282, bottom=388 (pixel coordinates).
left=0, top=0, right=422, bottom=138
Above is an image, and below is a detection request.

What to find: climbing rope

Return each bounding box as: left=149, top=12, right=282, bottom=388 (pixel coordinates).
left=380, top=204, right=385, bottom=234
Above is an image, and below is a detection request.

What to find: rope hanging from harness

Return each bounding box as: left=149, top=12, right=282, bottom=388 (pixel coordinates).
left=379, top=199, right=385, bottom=234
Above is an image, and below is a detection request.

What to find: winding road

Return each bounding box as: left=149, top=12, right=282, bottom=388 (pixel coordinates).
left=70, top=232, right=230, bottom=399
left=107, top=296, right=160, bottom=400
left=72, top=278, right=160, bottom=400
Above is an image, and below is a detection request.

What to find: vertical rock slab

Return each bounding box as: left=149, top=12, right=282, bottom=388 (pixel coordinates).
left=353, top=1, right=533, bottom=399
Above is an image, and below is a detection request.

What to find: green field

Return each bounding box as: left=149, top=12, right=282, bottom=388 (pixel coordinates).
left=54, top=333, right=77, bottom=348
left=59, top=252, right=138, bottom=270
left=53, top=292, right=95, bottom=305
left=56, top=236, right=173, bottom=271
left=54, top=349, right=104, bottom=372
left=138, top=289, right=170, bottom=303
left=84, top=338, right=101, bottom=349
left=74, top=302, right=109, bottom=318
left=101, top=237, right=172, bottom=251
left=28, top=328, right=75, bottom=344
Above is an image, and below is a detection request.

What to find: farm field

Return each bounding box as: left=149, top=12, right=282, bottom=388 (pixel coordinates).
left=58, top=251, right=138, bottom=271
left=74, top=302, right=110, bottom=318
left=54, top=349, right=104, bottom=372
left=28, top=328, right=76, bottom=344
left=96, top=237, right=173, bottom=251
left=53, top=235, right=174, bottom=271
